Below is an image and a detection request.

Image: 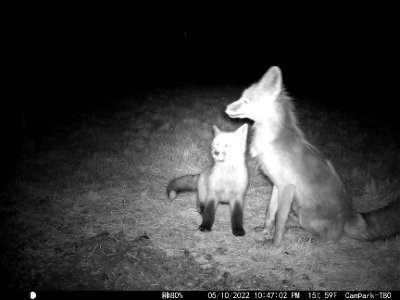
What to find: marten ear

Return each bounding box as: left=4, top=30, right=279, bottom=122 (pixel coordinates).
left=213, top=125, right=222, bottom=136
left=235, top=123, right=248, bottom=140
left=258, top=66, right=282, bottom=98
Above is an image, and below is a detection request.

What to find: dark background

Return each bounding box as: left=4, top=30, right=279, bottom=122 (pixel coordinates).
left=15, top=20, right=398, bottom=120
left=3, top=10, right=398, bottom=180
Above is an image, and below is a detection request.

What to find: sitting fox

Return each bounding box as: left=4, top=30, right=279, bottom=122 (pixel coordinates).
left=225, top=66, right=400, bottom=246
left=167, top=124, right=249, bottom=236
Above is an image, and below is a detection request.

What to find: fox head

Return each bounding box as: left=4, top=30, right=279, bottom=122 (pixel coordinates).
left=225, top=66, right=283, bottom=122
left=211, top=124, right=248, bottom=163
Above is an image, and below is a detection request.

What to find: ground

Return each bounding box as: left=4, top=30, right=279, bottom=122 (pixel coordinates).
left=1, top=85, right=399, bottom=291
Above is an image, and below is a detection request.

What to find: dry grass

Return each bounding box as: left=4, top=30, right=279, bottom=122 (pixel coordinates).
left=1, top=85, right=399, bottom=290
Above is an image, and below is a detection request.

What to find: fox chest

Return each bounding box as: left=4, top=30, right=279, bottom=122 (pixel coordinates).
left=258, top=150, right=281, bottom=182
left=253, top=144, right=293, bottom=185
left=208, top=167, right=248, bottom=200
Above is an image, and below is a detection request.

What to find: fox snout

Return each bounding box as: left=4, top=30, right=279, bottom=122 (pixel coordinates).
left=225, top=98, right=249, bottom=119
left=212, top=148, right=226, bottom=162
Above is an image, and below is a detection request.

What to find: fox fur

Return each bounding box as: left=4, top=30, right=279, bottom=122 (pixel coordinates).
left=167, top=124, right=249, bottom=236
left=225, top=66, right=400, bottom=246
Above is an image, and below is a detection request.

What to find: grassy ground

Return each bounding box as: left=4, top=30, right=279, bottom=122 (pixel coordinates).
left=1, top=85, right=399, bottom=290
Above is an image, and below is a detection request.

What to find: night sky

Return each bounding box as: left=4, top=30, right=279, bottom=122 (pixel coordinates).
left=20, top=22, right=397, bottom=120
left=39, top=25, right=396, bottom=103
left=5, top=13, right=398, bottom=166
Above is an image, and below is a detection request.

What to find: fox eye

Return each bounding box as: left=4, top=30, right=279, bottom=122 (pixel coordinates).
left=243, top=97, right=251, bottom=104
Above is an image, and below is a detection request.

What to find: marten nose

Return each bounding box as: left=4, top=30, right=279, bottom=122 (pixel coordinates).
left=214, top=150, right=220, bottom=156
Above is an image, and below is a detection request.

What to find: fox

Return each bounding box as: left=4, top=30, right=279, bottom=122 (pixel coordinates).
left=167, top=124, right=249, bottom=236
left=225, top=66, right=400, bottom=246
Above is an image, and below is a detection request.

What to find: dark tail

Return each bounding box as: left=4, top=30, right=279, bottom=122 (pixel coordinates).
left=344, top=199, right=400, bottom=240
left=166, top=174, right=199, bottom=201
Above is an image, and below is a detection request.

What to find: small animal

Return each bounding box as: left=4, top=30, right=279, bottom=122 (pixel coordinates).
left=167, top=124, right=249, bottom=236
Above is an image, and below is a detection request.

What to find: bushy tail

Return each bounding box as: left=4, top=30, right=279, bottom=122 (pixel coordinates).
left=344, top=199, right=400, bottom=240
left=166, top=174, right=199, bottom=201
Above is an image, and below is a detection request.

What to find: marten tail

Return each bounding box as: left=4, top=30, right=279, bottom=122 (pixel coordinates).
left=344, top=198, right=400, bottom=240
left=166, top=174, right=200, bottom=201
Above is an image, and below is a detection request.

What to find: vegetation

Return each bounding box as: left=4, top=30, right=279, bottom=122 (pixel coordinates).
left=1, top=85, right=399, bottom=290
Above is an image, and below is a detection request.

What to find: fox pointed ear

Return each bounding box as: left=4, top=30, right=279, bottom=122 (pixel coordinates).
left=213, top=125, right=222, bottom=136
left=236, top=123, right=248, bottom=139
left=258, top=66, right=282, bottom=96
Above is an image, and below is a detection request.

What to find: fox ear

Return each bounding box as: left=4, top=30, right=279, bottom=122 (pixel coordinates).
left=259, top=66, right=282, bottom=96
left=213, top=125, right=222, bottom=135
left=236, top=123, right=248, bottom=139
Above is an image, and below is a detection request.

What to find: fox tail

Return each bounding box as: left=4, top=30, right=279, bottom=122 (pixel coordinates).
left=344, top=199, right=400, bottom=240
left=166, top=174, right=200, bottom=201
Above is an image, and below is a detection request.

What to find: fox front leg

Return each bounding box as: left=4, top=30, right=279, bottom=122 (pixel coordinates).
left=198, top=200, right=217, bottom=232
left=230, top=200, right=245, bottom=236
left=272, top=185, right=295, bottom=246
left=255, top=185, right=278, bottom=239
